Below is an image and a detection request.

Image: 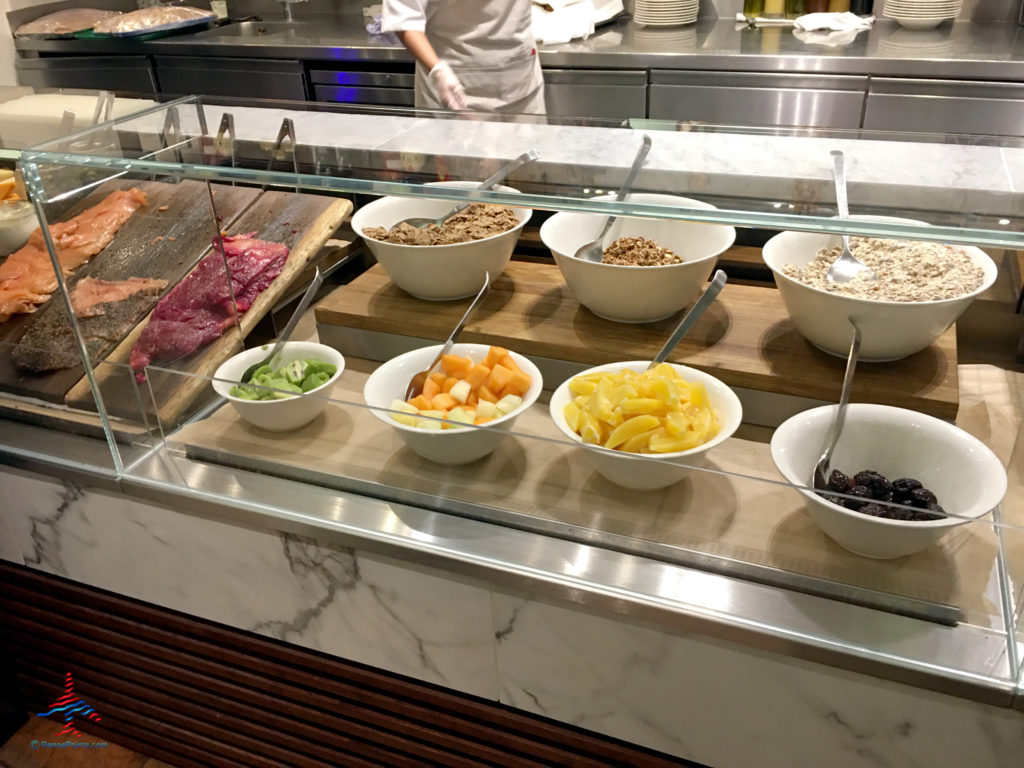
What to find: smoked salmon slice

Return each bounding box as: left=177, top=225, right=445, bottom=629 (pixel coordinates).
left=0, top=188, right=147, bottom=322
left=70, top=276, right=168, bottom=318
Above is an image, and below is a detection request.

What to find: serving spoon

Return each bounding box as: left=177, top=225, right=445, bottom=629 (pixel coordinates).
left=812, top=318, right=862, bottom=491
left=573, top=133, right=652, bottom=264
left=404, top=272, right=492, bottom=400
left=395, top=149, right=539, bottom=230
left=826, top=150, right=876, bottom=285
left=240, top=266, right=325, bottom=383
left=647, top=270, right=727, bottom=370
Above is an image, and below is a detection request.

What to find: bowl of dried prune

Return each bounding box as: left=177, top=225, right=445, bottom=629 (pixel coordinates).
left=770, top=403, right=1007, bottom=558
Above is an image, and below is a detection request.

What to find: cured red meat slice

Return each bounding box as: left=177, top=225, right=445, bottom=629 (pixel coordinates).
left=129, top=233, right=289, bottom=380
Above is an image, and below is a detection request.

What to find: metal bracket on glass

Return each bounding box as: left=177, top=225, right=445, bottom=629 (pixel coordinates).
left=161, top=106, right=184, bottom=165
left=263, top=117, right=298, bottom=192
left=205, top=112, right=237, bottom=173
left=90, top=90, right=114, bottom=125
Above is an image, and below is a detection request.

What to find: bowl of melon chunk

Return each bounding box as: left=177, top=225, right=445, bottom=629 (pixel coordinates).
left=363, top=343, right=543, bottom=465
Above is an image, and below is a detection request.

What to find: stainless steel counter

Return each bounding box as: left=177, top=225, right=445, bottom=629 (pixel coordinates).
left=12, top=14, right=1024, bottom=81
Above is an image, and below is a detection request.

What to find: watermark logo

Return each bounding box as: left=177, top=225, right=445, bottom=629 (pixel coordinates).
left=36, top=672, right=102, bottom=738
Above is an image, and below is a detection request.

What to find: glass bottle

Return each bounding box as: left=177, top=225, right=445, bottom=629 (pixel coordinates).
left=785, top=0, right=807, bottom=17
left=806, top=0, right=829, bottom=10
left=849, top=0, right=874, bottom=14
left=828, top=0, right=850, bottom=10
left=744, top=0, right=766, bottom=17
left=764, top=0, right=785, bottom=17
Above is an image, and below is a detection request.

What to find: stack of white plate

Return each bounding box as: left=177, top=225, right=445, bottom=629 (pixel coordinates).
left=633, top=0, right=700, bottom=27
left=882, top=0, right=961, bottom=29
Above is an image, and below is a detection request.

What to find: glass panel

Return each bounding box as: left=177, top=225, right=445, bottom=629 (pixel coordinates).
left=21, top=96, right=1024, bottom=248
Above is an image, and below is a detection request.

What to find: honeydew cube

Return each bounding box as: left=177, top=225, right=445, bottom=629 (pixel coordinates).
left=389, top=398, right=418, bottom=414
left=476, top=400, right=498, bottom=420
left=416, top=409, right=445, bottom=430
left=391, top=413, right=419, bottom=427
left=447, top=407, right=475, bottom=427
left=494, top=394, right=522, bottom=415
left=449, top=379, right=472, bottom=405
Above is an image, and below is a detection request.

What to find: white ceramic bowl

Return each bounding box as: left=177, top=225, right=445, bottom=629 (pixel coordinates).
left=363, top=343, right=543, bottom=465
left=771, top=404, right=1007, bottom=559
left=351, top=181, right=531, bottom=301
left=540, top=193, right=736, bottom=323
left=549, top=360, right=743, bottom=490
left=212, top=341, right=345, bottom=432
left=762, top=216, right=998, bottom=361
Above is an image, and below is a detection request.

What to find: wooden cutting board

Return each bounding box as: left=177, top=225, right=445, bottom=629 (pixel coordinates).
left=315, top=261, right=959, bottom=420
left=0, top=180, right=259, bottom=403
left=67, top=192, right=352, bottom=428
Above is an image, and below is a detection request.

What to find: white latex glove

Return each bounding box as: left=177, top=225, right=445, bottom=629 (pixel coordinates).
left=429, top=61, right=468, bottom=110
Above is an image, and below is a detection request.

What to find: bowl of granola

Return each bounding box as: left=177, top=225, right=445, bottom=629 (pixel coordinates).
left=762, top=216, right=998, bottom=361
left=540, top=193, right=736, bottom=323
left=352, top=181, right=531, bottom=301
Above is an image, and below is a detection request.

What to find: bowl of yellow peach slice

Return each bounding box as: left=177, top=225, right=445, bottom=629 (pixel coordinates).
left=549, top=361, right=742, bottom=490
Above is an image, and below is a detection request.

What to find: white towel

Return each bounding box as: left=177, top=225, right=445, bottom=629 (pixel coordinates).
left=793, top=12, right=874, bottom=31
left=532, top=0, right=596, bottom=43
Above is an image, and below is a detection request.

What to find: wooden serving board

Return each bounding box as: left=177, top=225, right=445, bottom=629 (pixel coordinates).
left=67, top=192, right=352, bottom=428
left=315, top=261, right=959, bottom=420
left=0, top=180, right=259, bottom=403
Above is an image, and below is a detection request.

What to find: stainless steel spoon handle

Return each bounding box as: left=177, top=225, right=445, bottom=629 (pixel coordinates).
left=830, top=149, right=853, bottom=251
left=649, top=270, right=727, bottom=369
left=425, top=272, right=492, bottom=371
left=821, top=318, right=861, bottom=470
left=269, top=267, right=324, bottom=360
left=438, top=149, right=539, bottom=224
left=593, top=133, right=652, bottom=245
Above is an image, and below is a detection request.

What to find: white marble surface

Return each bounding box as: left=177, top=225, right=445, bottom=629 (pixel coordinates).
left=0, top=468, right=499, bottom=700
left=3, top=464, right=1024, bottom=768
left=492, top=595, right=1024, bottom=768
left=66, top=102, right=1024, bottom=221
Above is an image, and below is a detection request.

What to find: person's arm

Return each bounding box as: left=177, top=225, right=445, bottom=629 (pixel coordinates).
left=382, top=0, right=466, bottom=110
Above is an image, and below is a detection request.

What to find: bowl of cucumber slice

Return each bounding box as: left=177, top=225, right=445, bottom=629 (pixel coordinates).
left=212, top=341, right=345, bottom=432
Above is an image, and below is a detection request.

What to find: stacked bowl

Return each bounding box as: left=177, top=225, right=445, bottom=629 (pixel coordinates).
left=882, top=0, right=961, bottom=29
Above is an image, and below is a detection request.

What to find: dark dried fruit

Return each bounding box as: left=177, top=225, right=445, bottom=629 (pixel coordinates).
left=878, top=505, right=917, bottom=521
left=909, top=487, right=938, bottom=508
left=891, top=477, right=923, bottom=503
left=843, top=485, right=873, bottom=511
left=828, top=469, right=852, bottom=493
left=859, top=503, right=888, bottom=517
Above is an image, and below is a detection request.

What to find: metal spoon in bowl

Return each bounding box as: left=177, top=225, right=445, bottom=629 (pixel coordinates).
left=404, top=272, right=491, bottom=400
left=240, top=266, right=325, bottom=384
left=573, top=133, right=653, bottom=264
left=647, top=270, right=727, bottom=370
left=395, top=149, right=539, bottom=230
left=812, top=317, right=862, bottom=491
left=826, top=150, right=876, bottom=285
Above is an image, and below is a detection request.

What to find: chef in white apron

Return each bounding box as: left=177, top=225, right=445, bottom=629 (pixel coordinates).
left=382, top=0, right=546, bottom=115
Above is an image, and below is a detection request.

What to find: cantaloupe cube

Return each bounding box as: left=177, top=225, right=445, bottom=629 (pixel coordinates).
left=477, top=385, right=499, bottom=403
left=408, top=394, right=432, bottom=411
left=487, top=363, right=513, bottom=394
left=441, top=354, right=472, bottom=376
left=442, top=376, right=459, bottom=393
left=483, top=346, right=508, bottom=367
left=474, top=416, right=494, bottom=425
left=507, top=369, right=531, bottom=397
left=498, top=355, right=522, bottom=374
left=466, top=390, right=478, bottom=407
left=429, top=371, right=447, bottom=386
left=432, top=392, right=457, bottom=411
left=422, top=378, right=441, bottom=400
left=465, top=363, right=491, bottom=390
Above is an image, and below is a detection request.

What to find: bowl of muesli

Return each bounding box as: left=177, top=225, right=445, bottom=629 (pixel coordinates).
left=762, top=216, right=998, bottom=361
left=352, top=181, right=531, bottom=301
left=540, top=193, right=736, bottom=323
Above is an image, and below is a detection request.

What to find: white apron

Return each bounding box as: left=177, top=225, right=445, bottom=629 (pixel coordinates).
left=383, top=0, right=547, bottom=115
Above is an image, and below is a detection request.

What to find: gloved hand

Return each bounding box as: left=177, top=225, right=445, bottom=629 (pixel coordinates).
left=429, top=61, right=468, bottom=111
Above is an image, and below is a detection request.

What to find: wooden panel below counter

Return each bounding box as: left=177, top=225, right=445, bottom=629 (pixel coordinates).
left=315, top=261, right=959, bottom=420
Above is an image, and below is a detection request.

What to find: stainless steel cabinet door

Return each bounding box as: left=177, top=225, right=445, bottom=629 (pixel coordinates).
left=15, top=56, right=156, bottom=95
left=155, top=56, right=307, bottom=100
left=649, top=71, right=868, bottom=129
left=863, top=78, right=1024, bottom=137
left=543, top=69, right=647, bottom=120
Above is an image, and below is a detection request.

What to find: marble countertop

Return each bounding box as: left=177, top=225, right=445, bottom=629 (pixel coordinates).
left=12, top=14, right=1024, bottom=80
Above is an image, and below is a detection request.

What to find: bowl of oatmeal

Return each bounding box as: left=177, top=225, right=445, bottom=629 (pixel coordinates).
left=540, top=193, right=736, bottom=323
left=762, top=216, right=998, bottom=361
left=352, top=181, right=531, bottom=301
